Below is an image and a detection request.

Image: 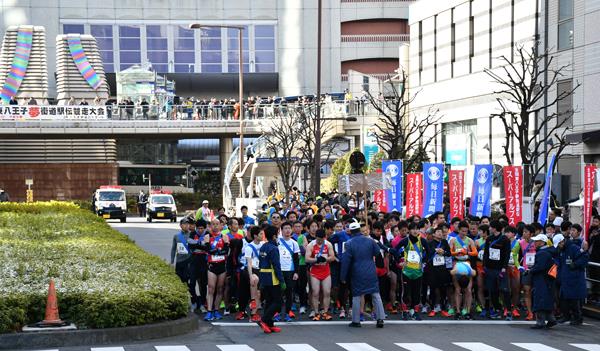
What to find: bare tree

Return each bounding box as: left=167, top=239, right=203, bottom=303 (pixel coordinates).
left=261, top=116, right=303, bottom=204
left=485, top=45, right=580, bottom=195
left=364, top=70, right=441, bottom=173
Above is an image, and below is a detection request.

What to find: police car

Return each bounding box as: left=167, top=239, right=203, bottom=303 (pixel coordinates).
left=146, top=191, right=178, bottom=223
left=93, top=186, right=127, bottom=222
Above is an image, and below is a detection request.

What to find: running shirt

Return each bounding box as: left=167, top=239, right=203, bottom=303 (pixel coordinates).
left=309, top=241, right=331, bottom=280
left=222, top=228, right=244, bottom=240
left=243, top=241, right=262, bottom=269
left=449, top=236, right=477, bottom=261
left=509, top=239, right=522, bottom=268
left=279, top=237, right=300, bottom=272
left=520, top=239, right=536, bottom=270
left=206, top=234, right=228, bottom=263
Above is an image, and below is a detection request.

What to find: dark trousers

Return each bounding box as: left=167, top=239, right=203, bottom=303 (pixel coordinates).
left=296, top=265, right=309, bottom=307
left=238, top=269, right=251, bottom=311
left=405, top=276, right=422, bottom=309
left=176, top=260, right=195, bottom=302
left=189, top=255, right=208, bottom=305
left=261, top=285, right=283, bottom=327
left=282, top=271, right=297, bottom=313
left=560, top=298, right=583, bottom=322
left=485, top=268, right=510, bottom=311
left=137, top=204, right=146, bottom=217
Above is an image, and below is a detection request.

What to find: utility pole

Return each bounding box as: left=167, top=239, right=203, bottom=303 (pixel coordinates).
left=313, top=0, right=323, bottom=197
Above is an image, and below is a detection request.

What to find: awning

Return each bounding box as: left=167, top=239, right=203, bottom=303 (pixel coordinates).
left=566, top=128, right=600, bottom=144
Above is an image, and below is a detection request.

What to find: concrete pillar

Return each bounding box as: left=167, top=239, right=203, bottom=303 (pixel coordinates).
left=220, top=137, right=234, bottom=193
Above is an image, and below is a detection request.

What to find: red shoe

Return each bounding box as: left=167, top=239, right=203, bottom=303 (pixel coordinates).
left=512, top=308, right=521, bottom=318
left=257, top=321, right=271, bottom=334
left=401, top=303, right=408, bottom=312
left=288, top=311, right=296, bottom=319
left=250, top=314, right=261, bottom=322
left=385, top=303, right=393, bottom=312
left=236, top=311, right=247, bottom=320
left=322, top=312, right=333, bottom=320
left=525, top=312, right=534, bottom=321
left=270, top=326, right=282, bottom=333
left=428, top=311, right=436, bottom=317
left=440, top=310, right=450, bottom=317
left=503, top=308, right=509, bottom=318
left=414, top=305, right=421, bottom=313
left=249, top=299, right=257, bottom=310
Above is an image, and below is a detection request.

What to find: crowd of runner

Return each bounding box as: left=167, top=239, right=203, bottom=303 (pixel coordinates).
left=170, top=191, right=595, bottom=333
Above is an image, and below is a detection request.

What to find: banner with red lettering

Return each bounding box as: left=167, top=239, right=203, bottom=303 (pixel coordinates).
left=503, top=166, right=523, bottom=226
left=584, top=164, right=596, bottom=241
left=374, top=189, right=387, bottom=212
left=405, top=173, right=423, bottom=218
left=448, top=170, right=465, bottom=220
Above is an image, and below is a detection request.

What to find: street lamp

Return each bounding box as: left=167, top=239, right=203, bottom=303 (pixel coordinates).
left=189, top=23, right=245, bottom=196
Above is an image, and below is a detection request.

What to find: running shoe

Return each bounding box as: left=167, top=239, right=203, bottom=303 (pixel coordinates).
left=249, top=299, right=257, bottom=310
left=270, top=325, right=282, bottom=333
left=447, top=308, right=455, bottom=316
left=401, top=303, right=409, bottom=312
left=479, top=309, right=488, bottom=319
left=390, top=304, right=398, bottom=314
left=190, top=303, right=197, bottom=312
left=503, top=308, right=509, bottom=319
left=434, top=304, right=441, bottom=313
left=220, top=301, right=226, bottom=309
left=512, top=308, right=521, bottom=318
left=299, top=306, right=307, bottom=315
left=308, top=310, right=316, bottom=319
left=414, top=312, right=422, bottom=321
left=322, top=312, right=333, bottom=320
left=428, top=310, right=436, bottom=317
left=475, top=304, right=483, bottom=313
left=525, top=312, right=534, bottom=321
left=489, top=310, right=500, bottom=319
left=291, top=304, right=297, bottom=312
left=273, top=313, right=281, bottom=322
left=385, top=303, right=394, bottom=312
left=402, top=311, right=409, bottom=321
left=415, top=305, right=421, bottom=313
left=284, top=314, right=293, bottom=322
left=257, top=321, right=271, bottom=334
left=421, top=304, right=430, bottom=313
left=200, top=305, right=208, bottom=313
left=339, top=309, right=346, bottom=319
left=235, top=311, right=247, bottom=320
left=250, top=314, right=261, bottom=322
left=213, top=311, right=223, bottom=320
left=204, top=311, right=214, bottom=321
left=223, top=309, right=230, bottom=316
left=288, top=311, right=296, bottom=319
left=461, top=308, right=468, bottom=317
left=440, top=310, right=450, bottom=317
left=312, top=313, right=321, bottom=321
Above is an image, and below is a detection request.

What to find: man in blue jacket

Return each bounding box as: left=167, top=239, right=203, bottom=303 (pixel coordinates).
left=529, top=234, right=558, bottom=329
left=257, top=225, right=285, bottom=334
left=558, top=234, right=589, bottom=325
left=341, top=220, right=385, bottom=328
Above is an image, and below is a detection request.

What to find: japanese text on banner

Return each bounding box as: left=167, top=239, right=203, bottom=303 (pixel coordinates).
left=503, top=166, right=523, bottom=226
left=448, top=169, right=465, bottom=220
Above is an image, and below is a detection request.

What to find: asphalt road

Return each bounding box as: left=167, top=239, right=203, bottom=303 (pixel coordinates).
left=65, top=217, right=600, bottom=351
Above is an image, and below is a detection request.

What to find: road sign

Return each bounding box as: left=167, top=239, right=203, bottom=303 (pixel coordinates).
left=338, top=173, right=392, bottom=193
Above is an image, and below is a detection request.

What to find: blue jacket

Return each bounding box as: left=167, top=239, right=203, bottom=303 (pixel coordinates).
left=559, top=239, right=589, bottom=300
left=529, top=246, right=557, bottom=312
left=258, top=240, right=283, bottom=287
left=329, top=230, right=350, bottom=260
left=340, top=233, right=381, bottom=296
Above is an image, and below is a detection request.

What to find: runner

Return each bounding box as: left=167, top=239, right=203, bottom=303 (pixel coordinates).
left=504, top=225, right=523, bottom=320
left=189, top=218, right=209, bottom=313
left=305, top=229, right=335, bottom=320
left=427, top=225, right=451, bottom=317
left=296, top=220, right=318, bottom=315
left=520, top=224, right=536, bottom=320
left=238, top=226, right=263, bottom=322
left=450, top=260, right=477, bottom=319
left=475, top=224, right=489, bottom=317
left=201, top=219, right=230, bottom=321
left=329, top=220, right=350, bottom=318
left=257, top=225, right=284, bottom=334
left=483, top=220, right=511, bottom=319
left=448, top=221, right=478, bottom=319
left=278, top=221, right=300, bottom=321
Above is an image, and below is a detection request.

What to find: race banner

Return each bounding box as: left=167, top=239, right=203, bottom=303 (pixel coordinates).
left=469, top=164, right=493, bottom=217
left=448, top=169, right=465, bottom=220
left=0, top=105, right=107, bottom=120
left=405, top=173, right=422, bottom=218
left=503, top=165, right=523, bottom=226
left=374, top=189, right=387, bottom=213
left=584, top=164, right=596, bottom=241
left=422, top=163, right=444, bottom=217
left=538, top=155, right=556, bottom=225
left=382, top=160, right=403, bottom=213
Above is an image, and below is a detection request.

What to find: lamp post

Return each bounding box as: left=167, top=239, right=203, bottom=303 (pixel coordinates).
left=189, top=23, right=245, bottom=195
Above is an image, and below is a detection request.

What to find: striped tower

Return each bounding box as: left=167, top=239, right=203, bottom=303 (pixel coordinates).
left=0, top=25, right=48, bottom=104
left=55, top=34, right=109, bottom=105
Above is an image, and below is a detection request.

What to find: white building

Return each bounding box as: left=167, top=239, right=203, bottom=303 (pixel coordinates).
left=408, top=0, right=597, bottom=203
left=0, top=0, right=413, bottom=98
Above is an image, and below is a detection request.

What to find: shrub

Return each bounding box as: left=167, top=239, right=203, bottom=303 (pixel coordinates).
left=0, top=202, right=189, bottom=333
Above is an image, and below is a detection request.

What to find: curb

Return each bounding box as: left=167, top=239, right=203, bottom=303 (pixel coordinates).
left=0, top=314, right=199, bottom=350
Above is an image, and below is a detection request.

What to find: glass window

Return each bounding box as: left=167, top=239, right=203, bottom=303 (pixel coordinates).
left=153, top=64, right=168, bottom=72
left=120, top=51, right=141, bottom=63
left=174, top=38, right=195, bottom=50
left=199, top=38, right=220, bottom=50
left=255, top=51, right=275, bottom=63
left=253, top=25, right=275, bottom=73
left=147, top=38, right=168, bottom=50
left=174, top=52, right=194, bottom=63
left=120, top=38, right=141, bottom=50
left=100, top=51, right=114, bottom=63
left=147, top=51, right=168, bottom=63
left=91, top=25, right=114, bottom=73
left=178, top=26, right=195, bottom=38
left=255, top=25, right=275, bottom=37
left=145, top=25, right=168, bottom=71
left=96, top=37, right=113, bottom=49
left=557, top=79, right=573, bottom=127
left=201, top=51, right=221, bottom=63
left=255, top=38, right=274, bottom=50
left=200, top=28, right=221, bottom=72
left=119, top=26, right=140, bottom=37
left=228, top=38, right=249, bottom=50
left=91, top=25, right=112, bottom=38
left=146, top=25, right=167, bottom=38
left=104, top=64, right=114, bottom=72
left=559, top=0, right=574, bottom=21
left=228, top=64, right=251, bottom=73
left=174, top=25, right=195, bottom=71
left=175, top=64, right=195, bottom=73
left=63, top=24, right=84, bottom=34
left=202, top=64, right=222, bottom=73
left=558, top=20, right=574, bottom=50
left=255, top=64, right=275, bottom=73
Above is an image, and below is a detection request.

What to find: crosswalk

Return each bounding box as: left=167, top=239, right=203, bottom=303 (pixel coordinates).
left=33, top=342, right=600, bottom=351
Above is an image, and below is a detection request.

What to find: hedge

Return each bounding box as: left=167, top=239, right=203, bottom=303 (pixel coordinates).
left=0, top=202, right=189, bottom=333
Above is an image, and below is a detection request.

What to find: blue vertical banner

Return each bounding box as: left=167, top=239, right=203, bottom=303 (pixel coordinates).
left=363, top=126, right=380, bottom=166
left=469, top=164, right=493, bottom=217
left=382, top=160, right=404, bottom=213
left=422, top=162, right=444, bottom=217
left=538, top=154, right=556, bottom=225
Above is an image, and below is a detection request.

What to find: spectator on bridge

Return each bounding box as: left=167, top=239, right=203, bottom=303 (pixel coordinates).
left=67, top=96, right=75, bottom=105
left=27, top=97, right=38, bottom=106
left=141, top=98, right=149, bottom=119
left=9, top=96, right=18, bottom=105
left=79, top=98, right=89, bottom=106
left=93, top=96, right=102, bottom=105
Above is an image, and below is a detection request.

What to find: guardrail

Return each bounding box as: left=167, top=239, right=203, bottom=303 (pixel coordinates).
left=341, top=34, right=410, bottom=43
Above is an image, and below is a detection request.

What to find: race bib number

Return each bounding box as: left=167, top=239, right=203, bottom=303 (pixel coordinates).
left=508, top=255, right=515, bottom=265
left=489, top=248, right=501, bottom=261
left=211, top=255, right=225, bottom=262
left=445, top=256, right=454, bottom=269
left=477, top=250, right=484, bottom=261
left=407, top=251, right=420, bottom=264
left=252, top=257, right=259, bottom=269
left=433, top=255, right=445, bottom=266
left=177, top=243, right=188, bottom=255
left=525, top=253, right=535, bottom=266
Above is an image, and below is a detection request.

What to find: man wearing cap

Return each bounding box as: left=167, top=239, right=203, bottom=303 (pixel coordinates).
left=341, top=220, right=385, bottom=328
left=196, top=200, right=212, bottom=222
left=170, top=217, right=197, bottom=309
left=529, top=234, right=558, bottom=329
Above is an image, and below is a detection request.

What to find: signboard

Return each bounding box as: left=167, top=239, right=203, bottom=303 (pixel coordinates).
left=448, top=169, right=465, bottom=220
left=0, top=105, right=107, bottom=120
left=503, top=166, right=523, bottom=226
left=422, top=163, right=444, bottom=217
left=584, top=164, right=596, bottom=241
left=337, top=173, right=391, bottom=193
left=25, top=179, right=33, bottom=186
left=382, top=160, right=403, bottom=213
left=405, top=173, right=423, bottom=218
left=469, top=164, right=493, bottom=217
left=444, top=133, right=469, bottom=166
left=362, top=126, right=379, bottom=166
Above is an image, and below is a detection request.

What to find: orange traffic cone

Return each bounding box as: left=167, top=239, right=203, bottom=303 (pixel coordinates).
left=40, top=279, right=65, bottom=326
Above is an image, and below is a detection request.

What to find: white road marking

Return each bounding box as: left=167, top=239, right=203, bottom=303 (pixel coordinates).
left=571, top=345, right=600, bottom=351
left=91, top=348, right=125, bottom=351
left=337, top=343, right=381, bottom=351
left=154, top=346, right=191, bottom=351
left=395, top=343, right=444, bottom=351
left=278, top=344, right=320, bottom=351
left=217, top=345, right=255, bottom=351
left=453, top=342, right=504, bottom=351
left=512, top=344, right=563, bottom=351
left=212, top=320, right=537, bottom=326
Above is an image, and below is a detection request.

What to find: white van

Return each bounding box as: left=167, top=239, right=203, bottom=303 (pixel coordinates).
left=146, top=192, right=177, bottom=222
left=93, top=186, right=127, bottom=222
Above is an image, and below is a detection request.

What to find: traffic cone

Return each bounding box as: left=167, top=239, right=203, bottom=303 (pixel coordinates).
left=41, top=279, right=65, bottom=326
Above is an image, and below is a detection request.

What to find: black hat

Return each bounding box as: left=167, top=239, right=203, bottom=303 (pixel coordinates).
left=180, top=217, right=193, bottom=225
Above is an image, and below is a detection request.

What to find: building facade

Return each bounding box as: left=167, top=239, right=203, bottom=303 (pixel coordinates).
left=0, top=0, right=412, bottom=98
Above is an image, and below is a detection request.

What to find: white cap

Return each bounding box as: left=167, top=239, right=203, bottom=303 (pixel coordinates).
left=553, top=217, right=564, bottom=226
left=202, top=200, right=209, bottom=204
left=553, top=234, right=565, bottom=248
left=348, top=220, right=360, bottom=231
left=531, top=234, right=549, bottom=243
